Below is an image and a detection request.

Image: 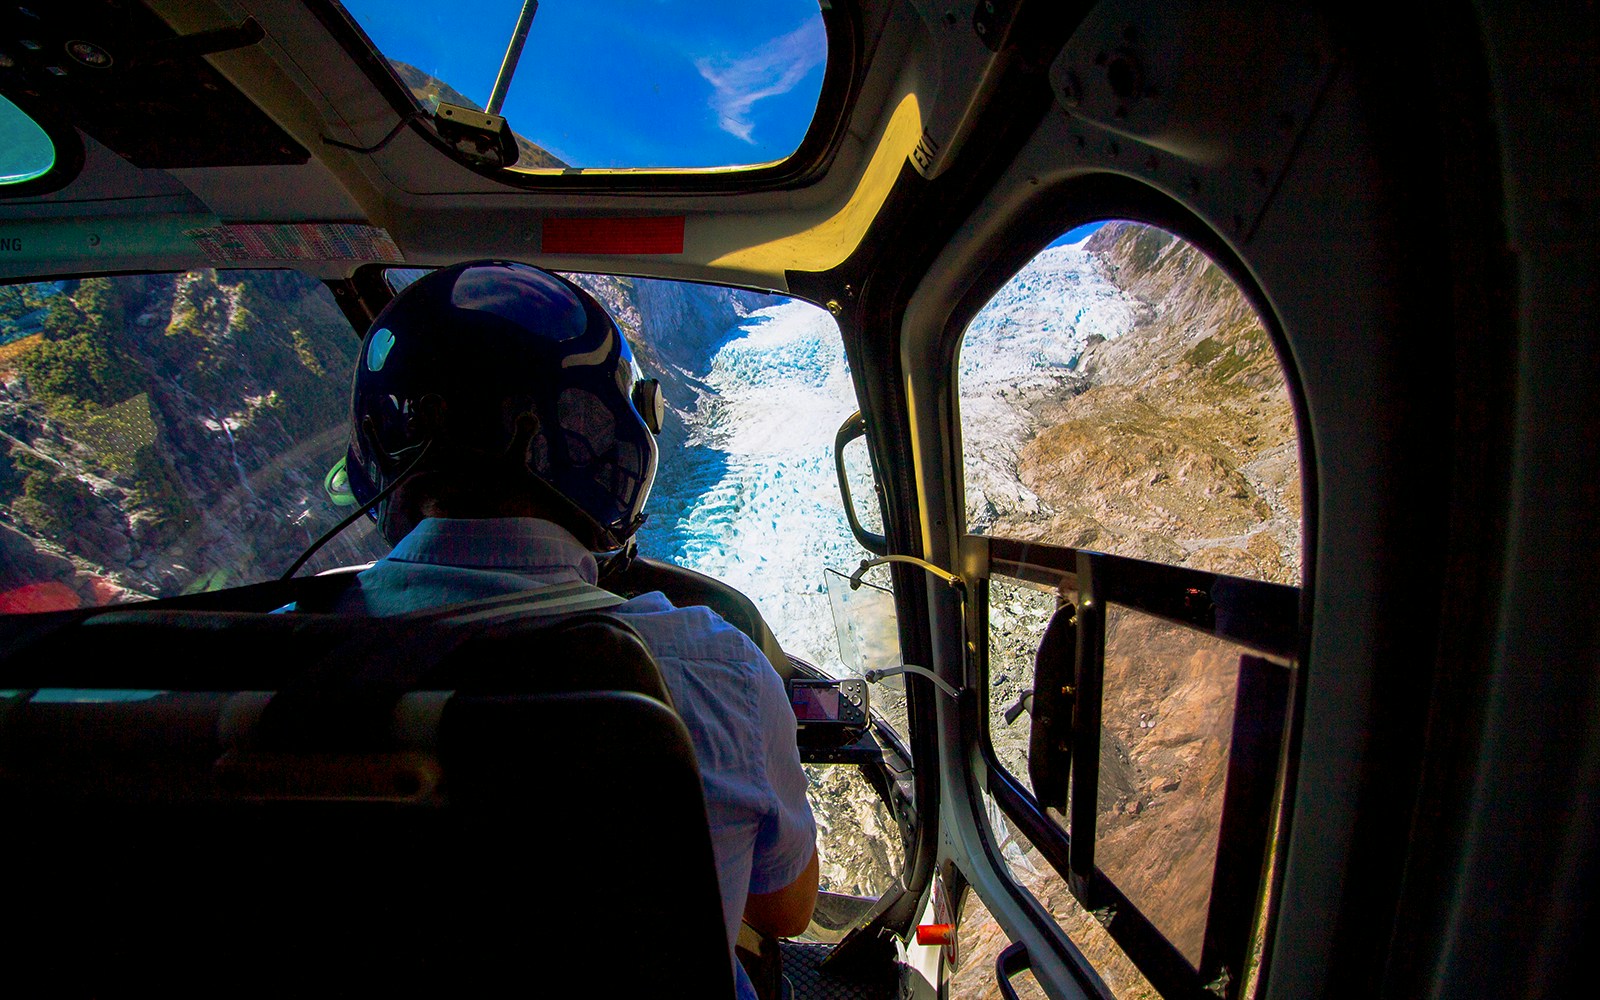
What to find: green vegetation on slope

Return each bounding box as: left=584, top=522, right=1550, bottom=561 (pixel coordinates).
left=13, top=279, right=141, bottom=413
left=0, top=268, right=373, bottom=600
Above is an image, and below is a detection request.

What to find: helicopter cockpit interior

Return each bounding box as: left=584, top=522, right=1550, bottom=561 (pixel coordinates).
left=1, top=2, right=1594, bottom=998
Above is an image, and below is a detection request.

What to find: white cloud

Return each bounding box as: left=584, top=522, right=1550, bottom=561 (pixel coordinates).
left=695, top=20, right=826, bottom=144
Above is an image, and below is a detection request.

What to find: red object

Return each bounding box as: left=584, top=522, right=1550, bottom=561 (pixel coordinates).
left=0, top=580, right=81, bottom=614
left=542, top=216, right=685, bottom=255
left=916, top=923, right=955, bottom=947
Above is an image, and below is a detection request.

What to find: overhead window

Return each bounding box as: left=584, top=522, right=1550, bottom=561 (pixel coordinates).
left=339, top=0, right=829, bottom=171
left=0, top=94, right=55, bottom=186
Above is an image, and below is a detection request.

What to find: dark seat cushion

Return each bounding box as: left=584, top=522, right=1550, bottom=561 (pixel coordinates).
left=0, top=608, right=733, bottom=997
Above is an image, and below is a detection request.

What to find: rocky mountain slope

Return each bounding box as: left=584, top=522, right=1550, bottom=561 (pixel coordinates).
left=0, top=271, right=386, bottom=609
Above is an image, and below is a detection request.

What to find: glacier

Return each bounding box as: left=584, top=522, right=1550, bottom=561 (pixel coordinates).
left=961, top=237, right=1136, bottom=530
left=634, top=235, right=1137, bottom=671
left=638, top=299, right=868, bottom=670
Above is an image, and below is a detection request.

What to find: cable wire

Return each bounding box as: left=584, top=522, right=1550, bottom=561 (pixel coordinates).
left=280, top=440, right=432, bottom=581
left=862, top=664, right=961, bottom=699
left=322, top=111, right=423, bottom=154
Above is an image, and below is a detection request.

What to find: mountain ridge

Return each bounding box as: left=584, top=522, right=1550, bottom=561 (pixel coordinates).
left=388, top=60, right=567, bottom=170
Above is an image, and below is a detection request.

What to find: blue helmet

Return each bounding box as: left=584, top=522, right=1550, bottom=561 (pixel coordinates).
left=343, top=261, right=663, bottom=545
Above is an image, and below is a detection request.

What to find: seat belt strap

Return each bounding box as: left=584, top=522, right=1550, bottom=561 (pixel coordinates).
left=405, top=579, right=626, bottom=626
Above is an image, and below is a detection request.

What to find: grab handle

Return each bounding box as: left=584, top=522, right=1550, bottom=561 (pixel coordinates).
left=834, top=411, right=889, bottom=555
left=996, top=941, right=1033, bottom=1000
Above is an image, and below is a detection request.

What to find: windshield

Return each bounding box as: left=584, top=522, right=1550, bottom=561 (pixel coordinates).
left=562, top=273, right=867, bottom=671
left=0, top=270, right=879, bottom=677
left=0, top=272, right=391, bottom=612
left=338, top=0, right=828, bottom=171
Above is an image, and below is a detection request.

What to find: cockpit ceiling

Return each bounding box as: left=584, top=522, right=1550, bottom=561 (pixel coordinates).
left=0, top=3, right=306, bottom=170
left=0, top=1, right=1031, bottom=290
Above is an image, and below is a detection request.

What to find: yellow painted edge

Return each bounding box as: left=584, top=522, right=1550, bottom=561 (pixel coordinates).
left=706, top=92, right=924, bottom=277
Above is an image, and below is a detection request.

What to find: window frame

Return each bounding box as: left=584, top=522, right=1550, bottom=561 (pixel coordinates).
left=969, top=534, right=1297, bottom=999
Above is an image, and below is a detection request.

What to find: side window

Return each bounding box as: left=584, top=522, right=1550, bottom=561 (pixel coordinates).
left=961, top=222, right=1299, bottom=581
left=0, top=94, right=56, bottom=188
left=0, top=271, right=389, bottom=612
left=957, top=222, right=1300, bottom=998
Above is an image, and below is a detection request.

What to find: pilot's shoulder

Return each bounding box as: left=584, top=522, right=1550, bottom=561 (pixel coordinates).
left=615, top=591, right=773, bottom=670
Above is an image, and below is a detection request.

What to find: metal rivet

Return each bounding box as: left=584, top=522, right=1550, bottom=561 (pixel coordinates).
left=826, top=300, right=842, bottom=316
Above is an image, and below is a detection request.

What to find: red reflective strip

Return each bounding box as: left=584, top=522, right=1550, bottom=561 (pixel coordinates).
left=916, top=923, right=954, bottom=946
left=542, top=216, right=685, bottom=255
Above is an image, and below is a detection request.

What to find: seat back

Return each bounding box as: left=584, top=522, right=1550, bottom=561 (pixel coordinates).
left=0, top=608, right=733, bottom=996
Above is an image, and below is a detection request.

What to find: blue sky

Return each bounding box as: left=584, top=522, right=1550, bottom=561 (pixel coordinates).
left=1050, top=221, right=1106, bottom=247
left=340, top=0, right=827, bottom=169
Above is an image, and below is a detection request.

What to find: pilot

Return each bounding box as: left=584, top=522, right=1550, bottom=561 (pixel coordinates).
left=334, top=260, right=818, bottom=998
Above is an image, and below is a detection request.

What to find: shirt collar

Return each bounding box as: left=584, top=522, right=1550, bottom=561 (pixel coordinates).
left=384, top=517, right=600, bottom=584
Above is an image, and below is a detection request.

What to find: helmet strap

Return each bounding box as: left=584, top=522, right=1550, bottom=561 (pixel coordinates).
left=282, top=437, right=435, bottom=579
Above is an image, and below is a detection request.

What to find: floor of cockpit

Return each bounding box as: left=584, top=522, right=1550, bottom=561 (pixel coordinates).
left=781, top=941, right=896, bottom=999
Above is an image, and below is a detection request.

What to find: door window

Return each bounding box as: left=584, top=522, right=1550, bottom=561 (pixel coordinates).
left=958, top=221, right=1300, bottom=999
